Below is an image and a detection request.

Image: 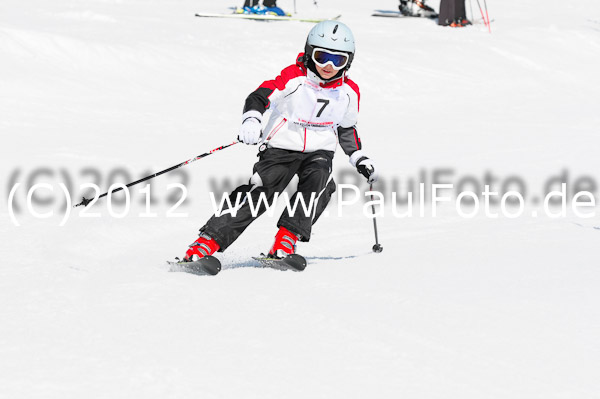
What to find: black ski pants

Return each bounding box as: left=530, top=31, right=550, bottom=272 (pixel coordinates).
left=201, top=148, right=336, bottom=251
left=439, top=0, right=467, bottom=25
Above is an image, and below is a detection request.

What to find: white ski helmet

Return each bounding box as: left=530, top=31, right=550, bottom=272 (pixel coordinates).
left=304, top=20, right=355, bottom=79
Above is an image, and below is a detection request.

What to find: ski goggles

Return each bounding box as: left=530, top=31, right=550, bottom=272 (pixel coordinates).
left=311, top=48, right=350, bottom=70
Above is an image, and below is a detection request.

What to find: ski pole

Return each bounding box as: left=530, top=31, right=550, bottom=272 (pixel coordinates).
left=369, top=183, right=383, bottom=253
left=474, top=0, right=488, bottom=29
left=468, top=0, right=474, bottom=25
left=74, top=141, right=239, bottom=208
left=483, top=0, right=491, bottom=33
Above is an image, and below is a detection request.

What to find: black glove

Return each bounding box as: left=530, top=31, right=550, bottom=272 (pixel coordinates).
left=356, top=156, right=378, bottom=183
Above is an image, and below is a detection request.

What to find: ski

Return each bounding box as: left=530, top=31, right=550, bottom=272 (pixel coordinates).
left=194, top=12, right=341, bottom=23
left=372, top=9, right=438, bottom=19
left=167, top=256, right=221, bottom=276
left=252, top=253, right=307, bottom=272
left=167, top=254, right=306, bottom=275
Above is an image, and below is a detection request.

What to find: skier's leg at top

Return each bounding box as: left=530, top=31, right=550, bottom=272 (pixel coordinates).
left=400, top=0, right=437, bottom=17
left=399, top=0, right=410, bottom=14
left=416, top=0, right=437, bottom=16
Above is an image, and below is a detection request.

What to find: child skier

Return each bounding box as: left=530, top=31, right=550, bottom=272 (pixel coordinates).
left=181, top=20, right=378, bottom=266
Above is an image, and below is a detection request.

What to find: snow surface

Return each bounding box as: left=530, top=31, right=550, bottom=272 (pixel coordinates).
left=1, top=0, right=600, bottom=398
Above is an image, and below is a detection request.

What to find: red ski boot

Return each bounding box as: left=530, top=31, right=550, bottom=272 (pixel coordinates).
left=183, top=233, right=220, bottom=262
left=268, top=226, right=299, bottom=259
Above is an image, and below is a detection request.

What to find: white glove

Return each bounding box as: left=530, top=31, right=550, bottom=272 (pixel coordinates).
left=238, top=111, right=263, bottom=145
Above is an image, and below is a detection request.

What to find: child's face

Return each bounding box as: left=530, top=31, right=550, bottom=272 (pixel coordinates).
left=315, top=64, right=338, bottom=80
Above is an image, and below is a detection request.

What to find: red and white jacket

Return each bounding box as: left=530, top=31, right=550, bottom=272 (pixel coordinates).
left=243, top=53, right=365, bottom=166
